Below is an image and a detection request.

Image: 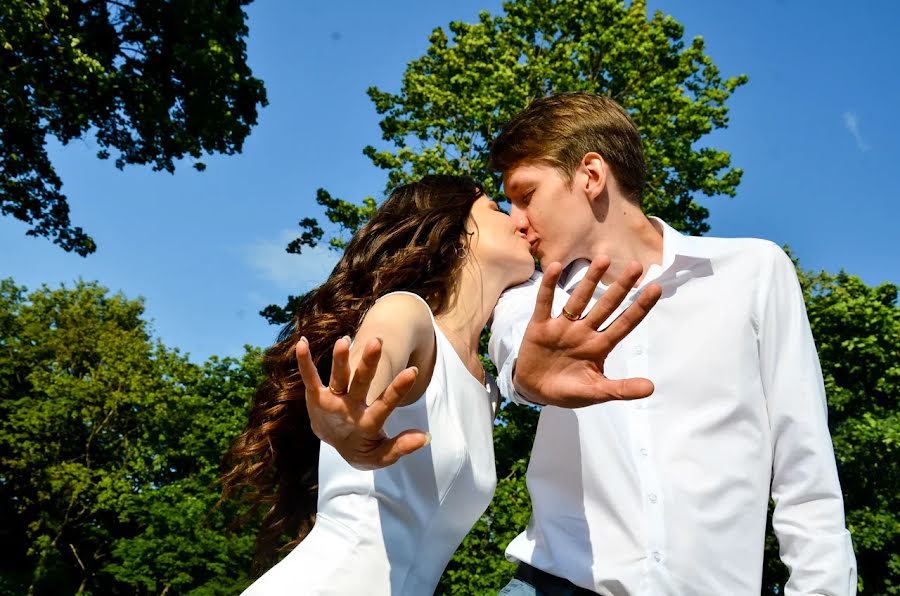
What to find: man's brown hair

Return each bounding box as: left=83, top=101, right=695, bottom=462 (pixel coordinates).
left=490, top=93, right=646, bottom=205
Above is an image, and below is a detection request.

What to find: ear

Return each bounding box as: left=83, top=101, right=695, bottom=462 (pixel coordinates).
left=579, top=152, right=607, bottom=201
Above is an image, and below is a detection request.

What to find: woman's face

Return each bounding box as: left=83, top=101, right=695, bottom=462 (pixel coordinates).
left=466, top=195, right=535, bottom=287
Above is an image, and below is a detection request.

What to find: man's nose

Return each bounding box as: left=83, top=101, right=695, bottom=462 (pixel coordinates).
left=509, top=204, right=529, bottom=233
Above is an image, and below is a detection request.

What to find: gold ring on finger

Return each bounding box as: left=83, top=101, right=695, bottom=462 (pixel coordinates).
left=328, top=384, right=349, bottom=396
left=561, top=307, right=580, bottom=321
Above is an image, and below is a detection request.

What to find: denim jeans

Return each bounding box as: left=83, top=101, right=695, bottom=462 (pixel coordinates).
left=498, top=572, right=596, bottom=595
left=499, top=578, right=538, bottom=595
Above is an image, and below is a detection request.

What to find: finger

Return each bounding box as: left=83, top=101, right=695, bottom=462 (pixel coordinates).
left=328, top=336, right=352, bottom=395
left=295, top=337, right=324, bottom=397
left=371, top=430, right=431, bottom=466
left=599, top=377, right=655, bottom=401
left=562, top=255, right=610, bottom=322
left=349, top=337, right=383, bottom=402
left=583, top=260, right=643, bottom=329
left=532, top=262, right=563, bottom=322
left=365, top=366, right=419, bottom=431
left=601, top=283, right=662, bottom=346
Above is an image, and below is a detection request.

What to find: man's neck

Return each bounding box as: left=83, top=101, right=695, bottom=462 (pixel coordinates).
left=580, top=199, right=664, bottom=285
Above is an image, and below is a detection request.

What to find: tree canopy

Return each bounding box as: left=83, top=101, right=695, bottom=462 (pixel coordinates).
left=263, top=0, right=746, bottom=325
left=0, top=0, right=267, bottom=255
left=0, top=278, right=261, bottom=594
left=797, top=268, right=899, bottom=595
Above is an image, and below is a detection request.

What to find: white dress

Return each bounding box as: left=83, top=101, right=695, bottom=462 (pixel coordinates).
left=243, top=292, right=499, bottom=595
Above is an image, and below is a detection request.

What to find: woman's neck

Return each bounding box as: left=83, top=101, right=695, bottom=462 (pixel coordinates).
left=434, top=263, right=506, bottom=363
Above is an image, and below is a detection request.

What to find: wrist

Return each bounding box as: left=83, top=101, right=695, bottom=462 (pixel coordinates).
left=512, top=359, right=544, bottom=406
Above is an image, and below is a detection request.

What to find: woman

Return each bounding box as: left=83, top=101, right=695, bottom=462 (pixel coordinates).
left=223, top=175, right=536, bottom=594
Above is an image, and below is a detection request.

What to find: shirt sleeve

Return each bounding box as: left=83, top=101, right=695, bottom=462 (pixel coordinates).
left=488, top=274, right=542, bottom=406
left=757, top=243, right=857, bottom=595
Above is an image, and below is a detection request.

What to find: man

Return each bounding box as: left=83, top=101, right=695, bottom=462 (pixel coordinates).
left=489, top=92, right=854, bottom=595
left=307, top=93, right=856, bottom=595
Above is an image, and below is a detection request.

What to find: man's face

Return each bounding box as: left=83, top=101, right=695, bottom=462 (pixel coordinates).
left=502, top=162, right=590, bottom=270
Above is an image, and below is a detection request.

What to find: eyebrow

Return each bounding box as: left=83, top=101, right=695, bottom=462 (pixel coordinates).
left=504, top=176, right=533, bottom=197
left=505, top=185, right=531, bottom=202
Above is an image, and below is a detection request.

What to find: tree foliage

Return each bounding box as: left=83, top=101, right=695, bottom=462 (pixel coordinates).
left=0, top=279, right=260, bottom=594
left=804, top=270, right=898, bottom=594
left=761, top=267, right=899, bottom=595
left=0, top=0, right=267, bottom=255
left=262, top=0, right=746, bottom=324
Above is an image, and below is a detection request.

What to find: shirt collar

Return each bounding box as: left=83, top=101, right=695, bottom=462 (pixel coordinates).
left=560, top=217, right=701, bottom=292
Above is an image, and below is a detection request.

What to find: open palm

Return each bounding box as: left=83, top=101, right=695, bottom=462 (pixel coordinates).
left=296, top=336, right=428, bottom=471
left=514, top=256, right=662, bottom=408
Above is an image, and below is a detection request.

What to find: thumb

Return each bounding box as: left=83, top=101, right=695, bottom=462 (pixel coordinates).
left=606, top=377, right=655, bottom=401
left=374, top=430, right=431, bottom=467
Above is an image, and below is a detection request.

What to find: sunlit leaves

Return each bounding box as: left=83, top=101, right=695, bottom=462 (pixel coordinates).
left=0, top=0, right=267, bottom=255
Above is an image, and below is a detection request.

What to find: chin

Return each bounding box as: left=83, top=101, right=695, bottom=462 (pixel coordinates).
left=521, top=264, right=536, bottom=282
left=515, top=258, right=536, bottom=283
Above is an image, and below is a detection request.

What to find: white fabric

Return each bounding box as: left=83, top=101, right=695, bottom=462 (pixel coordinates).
left=244, top=291, right=499, bottom=595
left=488, top=219, right=857, bottom=596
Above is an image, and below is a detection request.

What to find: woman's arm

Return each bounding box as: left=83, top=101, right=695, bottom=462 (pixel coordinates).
left=344, top=293, right=436, bottom=407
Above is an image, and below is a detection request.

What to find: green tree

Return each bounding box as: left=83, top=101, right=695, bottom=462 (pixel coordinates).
left=769, top=268, right=898, bottom=595
left=262, top=0, right=746, bottom=325
left=0, top=0, right=267, bottom=256
left=0, top=279, right=260, bottom=594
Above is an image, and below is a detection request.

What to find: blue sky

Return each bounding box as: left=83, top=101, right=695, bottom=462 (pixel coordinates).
left=2, top=1, right=898, bottom=362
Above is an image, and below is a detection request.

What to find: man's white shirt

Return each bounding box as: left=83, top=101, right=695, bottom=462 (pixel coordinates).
left=488, top=218, right=856, bottom=596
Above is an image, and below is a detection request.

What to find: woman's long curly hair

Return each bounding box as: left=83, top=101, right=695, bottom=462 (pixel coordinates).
left=221, top=175, right=484, bottom=573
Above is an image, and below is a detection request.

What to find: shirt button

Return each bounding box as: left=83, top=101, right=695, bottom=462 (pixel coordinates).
left=648, top=493, right=658, bottom=504
left=634, top=345, right=644, bottom=355
left=652, top=551, right=662, bottom=562
left=640, top=448, right=648, bottom=456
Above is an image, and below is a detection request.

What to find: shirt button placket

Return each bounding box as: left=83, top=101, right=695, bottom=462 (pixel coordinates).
left=627, top=322, right=666, bottom=588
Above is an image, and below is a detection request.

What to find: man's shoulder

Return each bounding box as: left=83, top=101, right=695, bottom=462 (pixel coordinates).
left=681, top=235, right=797, bottom=294
left=682, top=233, right=783, bottom=263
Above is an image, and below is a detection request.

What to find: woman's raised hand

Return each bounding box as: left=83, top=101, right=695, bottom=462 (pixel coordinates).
left=295, top=335, right=430, bottom=470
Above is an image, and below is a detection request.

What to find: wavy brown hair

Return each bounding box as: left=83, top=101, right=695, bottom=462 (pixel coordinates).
left=221, top=175, right=484, bottom=573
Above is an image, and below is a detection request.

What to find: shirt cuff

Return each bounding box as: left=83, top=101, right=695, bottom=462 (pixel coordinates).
left=498, top=355, right=541, bottom=407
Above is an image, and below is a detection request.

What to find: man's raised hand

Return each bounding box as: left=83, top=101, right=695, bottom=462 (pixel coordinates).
left=513, top=256, right=662, bottom=408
